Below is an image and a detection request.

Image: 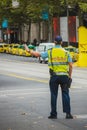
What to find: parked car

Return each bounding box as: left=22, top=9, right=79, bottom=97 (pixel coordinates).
left=16, top=45, right=31, bottom=57
left=6, top=44, right=19, bottom=54
left=36, top=43, right=55, bottom=63
left=64, top=46, right=79, bottom=62
left=3, top=44, right=10, bottom=53
left=0, top=44, right=4, bottom=53
left=16, top=45, right=24, bottom=56
left=22, top=46, right=31, bottom=57
left=0, top=43, right=10, bottom=53
left=6, top=44, right=13, bottom=53
left=11, top=44, right=19, bottom=55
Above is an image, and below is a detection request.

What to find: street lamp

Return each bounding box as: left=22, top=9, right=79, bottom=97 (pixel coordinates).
left=66, top=0, right=75, bottom=47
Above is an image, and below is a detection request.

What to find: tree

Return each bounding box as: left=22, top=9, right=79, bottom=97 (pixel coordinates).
left=0, top=0, right=87, bottom=42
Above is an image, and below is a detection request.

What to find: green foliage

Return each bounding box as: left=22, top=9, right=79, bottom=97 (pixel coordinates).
left=0, top=0, right=87, bottom=27
left=79, top=2, right=87, bottom=12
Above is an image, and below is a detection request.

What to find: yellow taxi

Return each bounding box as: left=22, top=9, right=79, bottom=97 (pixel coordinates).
left=22, top=49, right=31, bottom=57
left=16, top=45, right=31, bottom=57
left=16, top=45, right=24, bottom=56
left=3, top=44, right=10, bottom=53
left=0, top=43, right=10, bottom=53
left=64, top=46, right=78, bottom=62
left=0, top=44, right=4, bottom=52
left=11, top=44, right=19, bottom=55
left=7, top=44, right=19, bottom=54
left=6, top=44, right=15, bottom=53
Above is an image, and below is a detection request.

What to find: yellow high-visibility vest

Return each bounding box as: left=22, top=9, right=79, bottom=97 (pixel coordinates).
left=48, top=48, right=69, bottom=75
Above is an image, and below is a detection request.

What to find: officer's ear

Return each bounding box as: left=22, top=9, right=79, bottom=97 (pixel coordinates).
left=54, top=41, right=57, bottom=44
left=61, top=41, right=63, bottom=45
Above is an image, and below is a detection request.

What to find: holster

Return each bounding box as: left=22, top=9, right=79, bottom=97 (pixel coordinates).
left=49, top=69, right=56, bottom=76
left=67, top=78, right=72, bottom=88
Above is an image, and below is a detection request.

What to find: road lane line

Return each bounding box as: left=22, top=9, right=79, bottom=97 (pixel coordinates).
left=0, top=88, right=48, bottom=92
left=0, top=91, right=49, bottom=96
left=0, top=72, right=48, bottom=83
left=0, top=58, right=38, bottom=65
left=1, top=73, right=87, bottom=90
left=75, top=114, right=87, bottom=119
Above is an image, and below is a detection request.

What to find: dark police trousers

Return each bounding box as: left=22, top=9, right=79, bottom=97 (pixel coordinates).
left=49, top=75, right=71, bottom=117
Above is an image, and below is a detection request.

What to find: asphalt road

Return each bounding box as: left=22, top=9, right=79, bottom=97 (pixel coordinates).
left=0, top=53, right=87, bottom=130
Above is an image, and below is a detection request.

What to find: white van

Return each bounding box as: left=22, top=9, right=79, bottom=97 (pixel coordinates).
left=36, top=43, right=55, bottom=63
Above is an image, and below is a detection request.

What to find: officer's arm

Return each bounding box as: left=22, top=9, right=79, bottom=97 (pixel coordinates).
left=68, top=62, right=73, bottom=78
left=24, top=44, right=41, bottom=57
left=67, top=52, right=73, bottom=78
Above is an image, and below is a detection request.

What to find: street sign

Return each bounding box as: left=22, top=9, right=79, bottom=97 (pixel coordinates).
left=2, top=19, right=8, bottom=28
left=42, top=7, right=49, bottom=20
left=42, top=10, right=49, bottom=20
left=78, top=26, right=87, bottom=67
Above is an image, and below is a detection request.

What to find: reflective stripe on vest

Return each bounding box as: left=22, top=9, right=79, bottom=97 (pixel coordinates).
left=48, top=62, right=68, bottom=66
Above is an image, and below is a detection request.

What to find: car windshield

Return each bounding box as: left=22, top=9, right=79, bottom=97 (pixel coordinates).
left=65, top=48, right=74, bottom=52
left=4, top=45, right=8, bottom=47
left=46, top=45, right=54, bottom=51
left=38, top=45, right=45, bottom=52
left=14, top=46, right=18, bottom=48
left=37, top=44, right=54, bottom=52
left=0, top=45, right=3, bottom=47
left=69, top=48, right=74, bottom=52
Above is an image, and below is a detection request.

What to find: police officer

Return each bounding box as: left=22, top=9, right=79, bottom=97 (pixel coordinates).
left=24, top=36, right=73, bottom=119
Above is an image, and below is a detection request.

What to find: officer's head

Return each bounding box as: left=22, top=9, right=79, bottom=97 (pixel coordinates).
left=54, top=35, right=62, bottom=45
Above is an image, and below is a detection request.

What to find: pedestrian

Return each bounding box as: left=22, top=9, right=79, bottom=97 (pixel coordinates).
left=24, top=35, right=73, bottom=119
left=32, top=38, right=37, bottom=46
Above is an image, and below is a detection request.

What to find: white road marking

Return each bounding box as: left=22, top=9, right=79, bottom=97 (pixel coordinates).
left=0, top=72, right=48, bottom=83
left=75, top=114, right=87, bottom=119
left=0, top=88, right=48, bottom=92
left=0, top=88, right=49, bottom=96
left=0, top=91, right=49, bottom=96
left=0, top=72, right=87, bottom=90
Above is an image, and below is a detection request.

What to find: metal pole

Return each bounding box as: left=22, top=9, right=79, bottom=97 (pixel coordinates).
left=66, top=0, right=69, bottom=46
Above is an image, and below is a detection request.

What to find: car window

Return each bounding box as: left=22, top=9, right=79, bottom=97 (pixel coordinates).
left=4, top=45, right=8, bottom=47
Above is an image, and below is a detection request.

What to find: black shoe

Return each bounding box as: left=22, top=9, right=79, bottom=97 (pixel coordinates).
left=66, top=113, right=73, bottom=119
left=48, top=115, right=57, bottom=119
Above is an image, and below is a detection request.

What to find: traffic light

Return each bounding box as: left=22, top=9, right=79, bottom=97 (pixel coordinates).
left=83, top=12, right=87, bottom=28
